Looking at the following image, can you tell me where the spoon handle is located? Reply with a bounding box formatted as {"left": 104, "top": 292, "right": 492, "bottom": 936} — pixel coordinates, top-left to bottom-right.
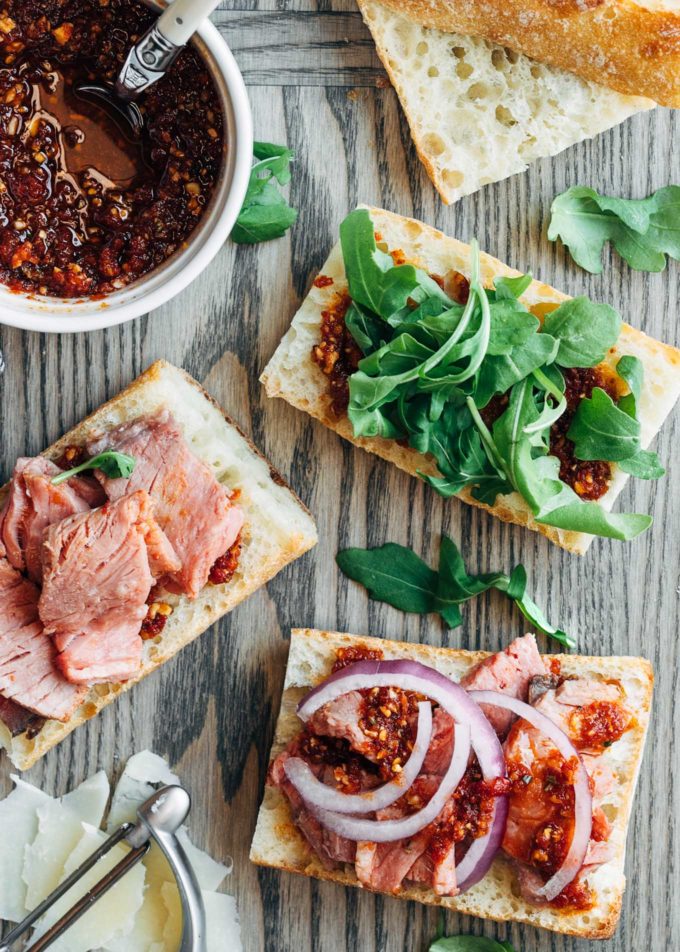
{"left": 157, "top": 0, "right": 224, "bottom": 46}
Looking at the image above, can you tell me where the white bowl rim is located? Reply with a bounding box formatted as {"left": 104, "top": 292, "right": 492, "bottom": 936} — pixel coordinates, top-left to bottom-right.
{"left": 0, "top": 16, "right": 253, "bottom": 335}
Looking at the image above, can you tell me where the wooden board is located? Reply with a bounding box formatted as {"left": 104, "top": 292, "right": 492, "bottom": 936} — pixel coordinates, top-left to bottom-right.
{"left": 1, "top": 5, "right": 679, "bottom": 950}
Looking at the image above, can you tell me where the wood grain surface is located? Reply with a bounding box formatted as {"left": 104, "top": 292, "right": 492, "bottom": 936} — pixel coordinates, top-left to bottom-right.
{"left": 1, "top": 5, "right": 679, "bottom": 951}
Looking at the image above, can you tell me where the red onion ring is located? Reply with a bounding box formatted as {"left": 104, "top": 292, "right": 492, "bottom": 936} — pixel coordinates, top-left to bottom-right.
{"left": 297, "top": 660, "right": 507, "bottom": 869}
{"left": 314, "top": 722, "right": 471, "bottom": 843}
{"left": 469, "top": 689, "right": 593, "bottom": 901}
{"left": 283, "top": 701, "right": 433, "bottom": 815}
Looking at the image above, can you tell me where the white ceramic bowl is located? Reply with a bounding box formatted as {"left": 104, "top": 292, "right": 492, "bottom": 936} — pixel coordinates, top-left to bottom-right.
{"left": 0, "top": 6, "right": 253, "bottom": 334}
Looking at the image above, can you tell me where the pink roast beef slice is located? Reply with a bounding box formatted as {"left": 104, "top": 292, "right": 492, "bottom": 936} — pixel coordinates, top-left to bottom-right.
{"left": 0, "top": 558, "right": 85, "bottom": 720}
{"left": 87, "top": 411, "right": 243, "bottom": 598}
{"left": 461, "top": 633, "right": 547, "bottom": 736}
{"left": 0, "top": 456, "right": 106, "bottom": 582}
{"left": 39, "top": 491, "right": 180, "bottom": 684}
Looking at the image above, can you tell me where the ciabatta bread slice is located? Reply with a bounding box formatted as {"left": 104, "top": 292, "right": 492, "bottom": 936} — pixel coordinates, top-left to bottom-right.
{"left": 260, "top": 205, "right": 680, "bottom": 555}
{"left": 250, "top": 628, "right": 654, "bottom": 939}
{"left": 372, "top": 0, "right": 680, "bottom": 107}
{"left": 0, "top": 361, "right": 318, "bottom": 770}
{"left": 358, "top": 0, "right": 653, "bottom": 204}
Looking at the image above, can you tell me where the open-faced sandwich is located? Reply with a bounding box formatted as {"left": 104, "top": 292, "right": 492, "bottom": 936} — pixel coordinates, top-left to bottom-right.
{"left": 0, "top": 361, "right": 318, "bottom": 770}
{"left": 251, "top": 628, "right": 653, "bottom": 939}
{"left": 261, "top": 206, "right": 680, "bottom": 554}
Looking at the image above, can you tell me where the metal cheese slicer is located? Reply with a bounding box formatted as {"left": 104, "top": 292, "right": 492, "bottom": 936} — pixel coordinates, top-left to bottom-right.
{"left": 0, "top": 785, "right": 206, "bottom": 952}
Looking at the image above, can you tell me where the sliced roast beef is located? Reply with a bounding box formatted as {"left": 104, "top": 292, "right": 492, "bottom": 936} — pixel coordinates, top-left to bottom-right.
{"left": 461, "top": 633, "right": 547, "bottom": 736}
{"left": 307, "top": 692, "right": 376, "bottom": 760}
{"left": 39, "top": 491, "right": 180, "bottom": 684}
{"left": 269, "top": 751, "right": 356, "bottom": 869}
{"left": 0, "top": 457, "right": 105, "bottom": 582}
{"left": 0, "top": 558, "right": 85, "bottom": 720}
{"left": 87, "top": 411, "right": 244, "bottom": 598}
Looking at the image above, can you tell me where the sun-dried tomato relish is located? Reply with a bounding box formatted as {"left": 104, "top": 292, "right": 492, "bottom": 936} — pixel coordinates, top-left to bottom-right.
{"left": 311, "top": 290, "right": 362, "bottom": 416}
{"left": 55, "top": 444, "right": 86, "bottom": 469}
{"left": 427, "top": 764, "right": 511, "bottom": 865}
{"left": 331, "top": 645, "right": 383, "bottom": 672}
{"left": 550, "top": 877, "right": 595, "bottom": 912}
{"left": 549, "top": 366, "right": 620, "bottom": 500}
{"left": 357, "top": 686, "right": 421, "bottom": 780}
{"left": 208, "top": 535, "right": 242, "bottom": 585}
{"left": 140, "top": 600, "right": 172, "bottom": 640}
{"left": 0, "top": 0, "right": 223, "bottom": 298}
{"left": 569, "top": 699, "right": 630, "bottom": 751}
{"left": 313, "top": 274, "right": 333, "bottom": 289}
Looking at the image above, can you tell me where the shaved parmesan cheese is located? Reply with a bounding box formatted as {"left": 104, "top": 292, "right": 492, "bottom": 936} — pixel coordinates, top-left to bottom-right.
{"left": 203, "top": 891, "right": 242, "bottom": 951}
{"left": 103, "top": 879, "right": 167, "bottom": 952}
{"left": 107, "top": 750, "right": 180, "bottom": 831}
{"left": 160, "top": 883, "right": 243, "bottom": 952}
{"left": 23, "top": 772, "right": 111, "bottom": 910}
{"left": 177, "top": 829, "right": 229, "bottom": 891}
{"left": 62, "top": 771, "right": 110, "bottom": 827}
{"left": 33, "top": 824, "right": 145, "bottom": 952}
{"left": 0, "top": 777, "right": 51, "bottom": 921}
{"left": 161, "top": 881, "right": 182, "bottom": 950}
{"left": 0, "top": 750, "right": 241, "bottom": 952}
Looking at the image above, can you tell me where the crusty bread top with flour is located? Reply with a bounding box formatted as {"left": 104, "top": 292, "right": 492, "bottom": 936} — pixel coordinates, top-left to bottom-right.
{"left": 261, "top": 206, "right": 680, "bottom": 555}
{"left": 250, "top": 628, "right": 654, "bottom": 939}
{"left": 374, "top": 0, "right": 680, "bottom": 108}
{"left": 0, "top": 361, "right": 318, "bottom": 771}
{"left": 357, "top": 0, "right": 653, "bottom": 204}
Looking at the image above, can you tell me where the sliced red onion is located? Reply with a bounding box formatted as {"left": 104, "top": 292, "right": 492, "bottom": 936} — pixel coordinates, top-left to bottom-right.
{"left": 297, "top": 660, "right": 507, "bottom": 874}
{"left": 468, "top": 689, "right": 593, "bottom": 901}
{"left": 284, "top": 701, "right": 433, "bottom": 815}
{"left": 314, "top": 722, "right": 471, "bottom": 843}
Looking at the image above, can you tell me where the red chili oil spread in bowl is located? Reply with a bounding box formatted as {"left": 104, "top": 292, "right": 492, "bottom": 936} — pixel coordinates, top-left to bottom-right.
{"left": 0, "top": 0, "right": 224, "bottom": 298}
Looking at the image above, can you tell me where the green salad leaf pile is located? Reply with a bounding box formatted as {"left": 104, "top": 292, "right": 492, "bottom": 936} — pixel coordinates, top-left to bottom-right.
{"left": 548, "top": 185, "right": 680, "bottom": 274}
{"left": 337, "top": 536, "right": 573, "bottom": 647}
{"left": 337, "top": 208, "right": 664, "bottom": 541}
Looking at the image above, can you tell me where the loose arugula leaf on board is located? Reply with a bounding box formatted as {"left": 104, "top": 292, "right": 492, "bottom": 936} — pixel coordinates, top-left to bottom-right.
{"left": 542, "top": 298, "right": 621, "bottom": 368}
{"left": 429, "top": 937, "right": 515, "bottom": 952}
{"left": 51, "top": 451, "right": 135, "bottom": 485}
{"left": 548, "top": 185, "right": 680, "bottom": 273}
{"left": 336, "top": 536, "right": 570, "bottom": 647}
{"left": 231, "top": 142, "right": 298, "bottom": 244}
{"left": 335, "top": 544, "right": 439, "bottom": 616}
{"left": 567, "top": 387, "right": 641, "bottom": 461}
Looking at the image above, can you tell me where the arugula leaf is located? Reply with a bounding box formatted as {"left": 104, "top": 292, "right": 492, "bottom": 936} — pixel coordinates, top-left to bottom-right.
{"left": 618, "top": 449, "right": 666, "bottom": 479}
{"left": 336, "top": 544, "right": 440, "bottom": 616}
{"left": 616, "top": 355, "right": 643, "bottom": 417}
{"left": 542, "top": 297, "right": 621, "bottom": 368}
{"left": 340, "top": 209, "right": 451, "bottom": 319}
{"left": 493, "top": 273, "right": 532, "bottom": 301}
{"left": 567, "top": 387, "right": 641, "bottom": 461}
{"left": 474, "top": 331, "right": 558, "bottom": 408}
{"left": 231, "top": 142, "right": 298, "bottom": 245}
{"left": 429, "top": 937, "right": 515, "bottom": 952}
{"left": 548, "top": 185, "right": 680, "bottom": 274}
{"left": 336, "top": 536, "right": 570, "bottom": 647}
{"left": 535, "top": 502, "right": 652, "bottom": 541}
{"left": 51, "top": 451, "right": 135, "bottom": 485}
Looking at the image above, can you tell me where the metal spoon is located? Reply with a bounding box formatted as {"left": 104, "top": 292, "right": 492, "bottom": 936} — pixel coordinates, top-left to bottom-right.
{"left": 75, "top": 0, "right": 224, "bottom": 139}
